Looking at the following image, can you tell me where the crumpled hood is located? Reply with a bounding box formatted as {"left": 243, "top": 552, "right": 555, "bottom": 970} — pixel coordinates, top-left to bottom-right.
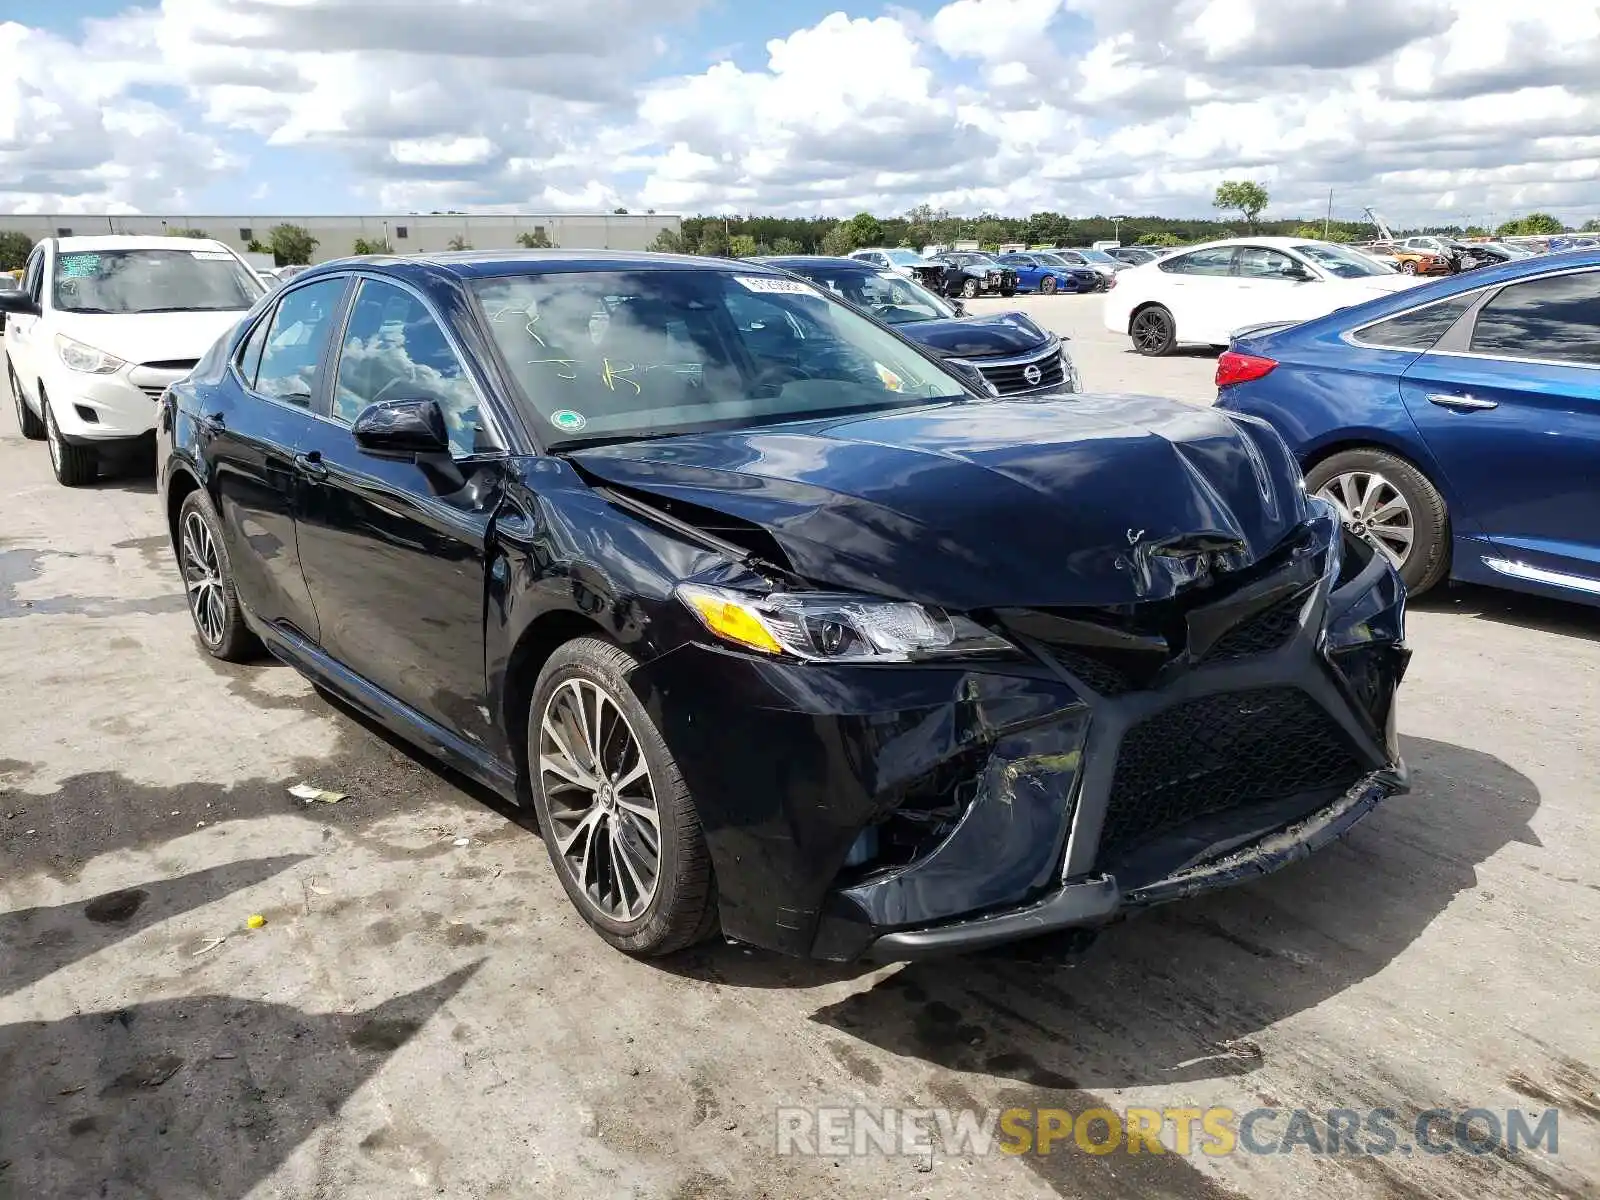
{"left": 569, "top": 394, "right": 1310, "bottom": 611}
{"left": 51, "top": 309, "right": 250, "bottom": 367}
{"left": 896, "top": 312, "right": 1052, "bottom": 358}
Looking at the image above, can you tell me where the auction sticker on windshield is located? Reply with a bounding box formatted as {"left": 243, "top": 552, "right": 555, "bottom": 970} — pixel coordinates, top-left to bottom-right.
{"left": 550, "top": 409, "right": 587, "bottom": 433}
{"left": 733, "top": 276, "right": 818, "bottom": 295}
{"left": 190, "top": 250, "right": 235, "bottom": 261}
{"left": 57, "top": 254, "right": 101, "bottom": 277}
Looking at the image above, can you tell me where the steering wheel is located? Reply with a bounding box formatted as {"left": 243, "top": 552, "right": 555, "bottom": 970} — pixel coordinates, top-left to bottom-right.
{"left": 751, "top": 362, "right": 815, "bottom": 390}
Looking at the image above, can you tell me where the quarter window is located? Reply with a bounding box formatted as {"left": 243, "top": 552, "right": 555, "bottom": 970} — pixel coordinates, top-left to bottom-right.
{"left": 236, "top": 313, "right": 272, "bottom": 387}
{"left": 252, "top": 278, "right": 347, "bottom": 406}
{"left": 1161, "top": 247, "right": 1236, "bottom": 276}
{"left": 332, "top": 279, "right": 499, "bottom": 456}
{"left": 1353, "top": 296, "right": 1474, "bottom": 351}
{"left": 1469, "top": 272, "right": 1600, "bottom": 366}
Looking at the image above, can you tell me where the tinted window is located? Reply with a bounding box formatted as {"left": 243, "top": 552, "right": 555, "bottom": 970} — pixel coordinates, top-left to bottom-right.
{"left": 1162, "top": 247, "right": 1236, "bottom": 276}
{"left": 1235, "top": 247, "right": 1301, "bottom": 278}
{"left": 332, "top": 279, "right": 499, "bottom": 456}
{"left": 236, "top": 312, "right": 271, "bottom": 386}
{"left": 1469, "top": 272, "right": 1600, "bottom": 366}
{"left": 1354, "top": 296, "right": 1474, "bottom": 351}
{"left": 472, "top": 270, "right": 968, "bottom": 446}
{"left": 253, "top": 278, "right": 346, "bottom": 406}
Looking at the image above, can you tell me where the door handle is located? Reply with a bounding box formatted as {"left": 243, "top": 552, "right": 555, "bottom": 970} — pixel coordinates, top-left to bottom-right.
{"left": 1425, "top": 393, "right": 1498, "bottom": 411}
{"left": 293, "top": 450, "right": 329, "bottom": 481}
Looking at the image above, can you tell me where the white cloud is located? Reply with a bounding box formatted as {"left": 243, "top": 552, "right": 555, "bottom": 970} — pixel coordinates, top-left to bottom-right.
{"left": 1, "top": 0, "right": 1598, "bottom": 225}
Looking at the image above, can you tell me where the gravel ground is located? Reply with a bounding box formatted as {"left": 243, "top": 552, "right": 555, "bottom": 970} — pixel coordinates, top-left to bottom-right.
{"left": 2, "top": 320, "right": 1598, "bottom": 1200}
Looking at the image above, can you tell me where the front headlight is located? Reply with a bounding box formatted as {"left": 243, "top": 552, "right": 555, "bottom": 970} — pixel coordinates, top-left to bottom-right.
{"left": 56, "top": 335, "right": 126, "bottom": 375}
{"left": 676, "top": 584, "right": 1018, "bottom": 663}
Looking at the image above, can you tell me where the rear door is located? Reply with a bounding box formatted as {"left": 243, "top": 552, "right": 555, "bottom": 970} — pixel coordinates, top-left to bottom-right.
{"left": 293, "top": 275, "right": 509, "bottom": 747}
{"left": 207, "top": 275, "right": 350, "bottom": 640}
{"left": 1399, "top": 266, "right": 1600, "bottom": 587}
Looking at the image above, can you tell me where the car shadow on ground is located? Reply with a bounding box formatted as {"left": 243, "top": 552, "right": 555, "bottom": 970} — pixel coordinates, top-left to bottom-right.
{"left": 1413, "top": 582, "right": 1598, "bottom": 644}
{"left": 0, "top": 963, "right": 481, "bottom": 1199}
{"left": 808, "top": 735, "right": 1537, "bottom": 1090}
{"left": 0, "top": 856, "right": 307, "bottom": 1000}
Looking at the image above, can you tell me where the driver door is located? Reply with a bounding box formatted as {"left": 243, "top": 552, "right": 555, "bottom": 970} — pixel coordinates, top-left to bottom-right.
{"left": 291, "top": 275, "right": 510, "bottom": 748}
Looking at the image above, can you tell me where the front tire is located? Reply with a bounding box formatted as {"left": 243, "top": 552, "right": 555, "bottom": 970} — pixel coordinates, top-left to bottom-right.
{"left": 1040, "top": 276, "right": 1058, "bottom": 295}
{"left": 961, "top": 278, "right": 980, "bottom": 299}
{"left": 528, "top": 638, "right": 717, "bottom": 958}
{"left": 1129, "top": 305, "right": 1177, "bottom": 356}
{"left": 42, "top": 392, "right": 98, "bottom": 486}
{"left": 176, "top": 489, "right": 260, "bottom": 660}
{"left": 8, "top": 361, "right": 44, "bottom": 440}
{"left": 1306, "top": 448, "right": 1450, "bottom": 595}
{"left": 1400, "top": 260, "right": 1418, "bottom": 275}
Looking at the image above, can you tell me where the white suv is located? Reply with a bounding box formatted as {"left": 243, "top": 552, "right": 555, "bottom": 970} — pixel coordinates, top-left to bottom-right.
{"left": 3, "top": 235, "right": 266, "bottom": 485}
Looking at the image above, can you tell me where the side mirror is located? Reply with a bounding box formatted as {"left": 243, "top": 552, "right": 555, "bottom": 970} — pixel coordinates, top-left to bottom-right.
{"left": 351, "top": 397, "right": 450, "bottom": 457}
{"left": 0, "top": 290, "right": 39, "bottom": 316}
{"left": 1284, "top": 266, "right": 1316, "bottom": 282}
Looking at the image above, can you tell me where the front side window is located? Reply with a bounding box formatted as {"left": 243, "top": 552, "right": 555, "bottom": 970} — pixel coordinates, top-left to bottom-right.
{"left": 1162, "top": 247, "right": 1237, "bottom": 276}
{"left": 1468, "top": 272, "right": 1600, "bottom": 366}
{"left": 23, "top": 248, "right": 44, "bottom": 303}
{"left": 51, "top": 248, "right": 264, "bottom": 315}
{"left": 1352, "top": 296, "right": 1475, "bottom": 351}
{"left": 1293, "top": 243, "right": 1394, "bottom": 278}
{"left": 331, "top": 279, "right": 500, "bottom": 456}
{"left": 252, "top": 278, "right": 347, "bottom": 406}
{"left": 883, "top": 250, "right": 925, "bottom": 267}
{"left": 472, "top": 269, "right": 971, "bottom": 447}
{"left": 1235, "top": 247, "right": 1302, "bottom": 279}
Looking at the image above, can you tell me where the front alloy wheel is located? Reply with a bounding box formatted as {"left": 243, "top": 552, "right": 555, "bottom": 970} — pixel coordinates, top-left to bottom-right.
{"left": 8, "top": 362, "right": 44, "bottom": 440}
{"left": 961, "top": 278, "right": 980, "bottom": 299}
{"left": 42, "top": 393, "right": 98, "bottom": 486}
{"left": 529, "top": 638, "right": 717, "bottom": 957}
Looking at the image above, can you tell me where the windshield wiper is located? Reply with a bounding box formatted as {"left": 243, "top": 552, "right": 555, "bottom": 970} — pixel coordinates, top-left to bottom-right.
{"left": 549, "top": 430, "right": 688, "bottom": 451}
{"left": 132, "top": 305, "right": 245, "bottom": 314}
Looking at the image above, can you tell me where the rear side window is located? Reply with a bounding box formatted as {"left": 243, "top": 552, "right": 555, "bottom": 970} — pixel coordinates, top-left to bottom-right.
{"left": 1469, "top": 272, "right": 1600, "bottom": 366}
{"left": 1353, "top": 296, "right": 1474, "bottom": 351}
{"left": 1162, "top": 247, "right": 1236, "bottom": 276}
{"left": 252, "top": 278, "right": 347, "bottom": 406}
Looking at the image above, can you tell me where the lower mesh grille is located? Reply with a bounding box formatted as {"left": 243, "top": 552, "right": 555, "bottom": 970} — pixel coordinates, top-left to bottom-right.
{"left": 1098, "top": 687, "right": 1364, "bottom": 865}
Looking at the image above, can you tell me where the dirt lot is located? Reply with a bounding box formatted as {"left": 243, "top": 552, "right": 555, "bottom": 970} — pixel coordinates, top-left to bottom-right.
{"left": 3, "top": 306, "right": 1599, "bottom": 1199}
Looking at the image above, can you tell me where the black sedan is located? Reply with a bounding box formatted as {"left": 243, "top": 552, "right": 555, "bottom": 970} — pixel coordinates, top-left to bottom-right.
{"left": 752, "top": 255, "right": 1079, "bottom": 396}
{"left": 158, "top": 249, "right": 1410, "bottom": 962}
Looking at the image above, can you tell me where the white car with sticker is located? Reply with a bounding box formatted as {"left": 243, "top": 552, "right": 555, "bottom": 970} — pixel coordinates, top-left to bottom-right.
{"left": 2, "top": 234, "right": 267, "bottom": 486}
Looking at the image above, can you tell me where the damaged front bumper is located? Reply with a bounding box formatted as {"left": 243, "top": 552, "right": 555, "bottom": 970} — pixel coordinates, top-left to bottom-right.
{"left": 631, "top": 507, "right": 1410, "bottom": 961}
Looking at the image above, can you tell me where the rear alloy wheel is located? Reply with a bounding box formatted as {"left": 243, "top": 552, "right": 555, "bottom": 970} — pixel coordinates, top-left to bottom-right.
{"left": 1130, "top": 305, "right": 1176, "bottom": 356}
{"left": 42, "top": 392, "right": 98, "bottom": 486}
{"left": 961, "top": 277, "right": 981, "bottom": 300}
{"left": 1306, "top": 448, "right": 1450, "bottom": 595}
{"left": 7, "top": 361, "right": 44, "bottom": 440}
{"left": 529, "top": 638, "right": 716, "bottom": 957}
{"left": 177, "top": 489, "right": 259, "bottom": 660}
{"left": 1040, "top": 275, "right": 1058, "bottom": 295}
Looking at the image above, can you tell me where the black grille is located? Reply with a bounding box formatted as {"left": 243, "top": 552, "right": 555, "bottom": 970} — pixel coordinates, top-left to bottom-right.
{"left": 1098, "top": 687, "right": 1364, "bottom": 865}
{"left": 139, "top": 359, "right": 199, "bottom": 371}
{"left": 978, "top": 350, "right": 1065, "bottom": 395}
{"left": 1047, "top": 648, "right": 1134, "bottom": 697}
{"left": 1200, "top": 591, "right": 1309, "bottom": 663}
{"left": 138, "top": 385, "right": 167, "bottom": 401}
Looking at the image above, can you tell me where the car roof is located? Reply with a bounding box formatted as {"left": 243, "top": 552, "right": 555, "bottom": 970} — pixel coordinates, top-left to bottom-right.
{"left": 750, "top": 255, "right": 872, "bottom": 271}
{"left": 53, "top": 234, "right": 232, "bottom": 253}
{"left": 1172, "top": 236, "right": 1340, "bottom": 252}
{"left": 286, "top": 248, "right": 796, "bottom": 290}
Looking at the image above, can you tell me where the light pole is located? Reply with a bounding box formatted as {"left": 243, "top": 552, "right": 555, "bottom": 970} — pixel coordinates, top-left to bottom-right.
{"left": 1111, "top": 215, "right": 1128, "bottom": 244}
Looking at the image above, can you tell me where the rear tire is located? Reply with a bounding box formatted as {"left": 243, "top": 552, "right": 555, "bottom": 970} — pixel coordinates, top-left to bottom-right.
{"left": 7, "top": 360, "right": 44, "bottom": 440}
{"left": 1040, "top": 276, "right": 1058, "bottom": 295}
{"left": 1129, "top": 305, "right": 1176, "bottom": 356}
{"left": 176, "top": 489, "right": 260, "bottom": 660}
{"left": 1306, "top": 448, "right": 1450, "bottom": 595}
{"left": 42, "top": 392, "right": 98, "bottom": 486}
{"left": 528, "top": 638, "right": 717, "bottom": 958}
{"left": 961, "top": 278, "right": 980, "bottom": 300}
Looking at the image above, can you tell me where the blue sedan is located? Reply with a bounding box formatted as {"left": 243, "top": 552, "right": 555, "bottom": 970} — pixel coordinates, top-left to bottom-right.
{"left": 1214, "top": 248, "right": 1600, "bottom": 605}
{"left": 994, "top": 253, "right": 1100, "bottom": 295}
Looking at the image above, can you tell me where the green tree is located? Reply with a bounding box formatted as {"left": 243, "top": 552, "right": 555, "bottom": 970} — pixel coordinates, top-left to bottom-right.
{"left": 1213, "top": 181, "right": 1270, "bottom": 231}
{"left": 973, "top": 219, "right": 1008, "bottom": 249}
{"left": 696, "top": 224, "right": 730, "bottom": 256}
{"left": 1137, "top": 231, "right": 1181, "bottom": 246}
{"left": 0, "top": 231, "right": 34, "bottom": 272}
{"left": 728, "top": 233, "right": 758, "bottom": 258}
{"left": 613, "top": 207, "right": 629, "bottom": 214}
{"left": 446, "top": 234, "right": 472, "bottom": 251}
{"left": 843, "top": 211, "right": 882, "bottom": 248}
{"left": 771, "top": 236, "right": 804, "bottom": 255}
{"left": 1581, "top": 218, "right": 1600, "bottom": 233}
{"left": 267, "top": 223, "right": 318, "bottom": 266}
{"left": 648, "top": 228, "right": 686, "bottom": 253}
{"left": 516, "top": 229, "right": 554, "bottom": 249}
{"left": 1497, "top": 212, "right": 1565, "bottom": 236}
{"left": 352, "top": 237, "right": 393, "bottom": 255}
{"left": 819, "top": 225, "right": 854, "bottom": 256}
{"left": 167, "top": 227, "right": 209, "bottom": 238}
{"left": 244, "top": 239, "right": 269, "bottom": 254}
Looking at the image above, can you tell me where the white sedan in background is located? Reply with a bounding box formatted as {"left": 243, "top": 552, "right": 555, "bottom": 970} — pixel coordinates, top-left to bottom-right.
{"left": 1103, "top": 237, "right": 1423, "bottom": 356}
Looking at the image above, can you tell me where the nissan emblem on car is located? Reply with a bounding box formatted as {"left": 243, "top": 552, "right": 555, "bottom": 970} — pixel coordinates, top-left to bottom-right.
{"left": 1023, "top": 363, "right": 1042, "bottom": 386}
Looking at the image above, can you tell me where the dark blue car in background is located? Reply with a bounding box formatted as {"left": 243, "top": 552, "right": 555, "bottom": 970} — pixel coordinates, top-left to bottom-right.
{"left": 994, "top": 252, "right": 1101, "bottom": 295}
{"left": 1215, "top": 248, "right": 1600, "bottom": 606}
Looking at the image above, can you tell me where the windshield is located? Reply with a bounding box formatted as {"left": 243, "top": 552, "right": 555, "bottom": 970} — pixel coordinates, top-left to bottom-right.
{"left": 958, "top": 254, "right": 1000, "bottom": 266}
{"left": 471, "top": 270, "right": 971, "bottom": 447}
{"left": 1292, "top": 243, "right": 1396, "bottom": 278}
{"left": 1077, "top": 249, "right": 1117, "bottom": 264}
{"left": 883, "top": 249, "right": 927, "bottom": 266}
{"left": 1032, "top": 253, "right": 1069, "bottom": 268}
{"left": 780, "top": 266, "right": 957, "bottom": 324}
{"left": 52, "top": 249, "right": 265, "bottom": 314}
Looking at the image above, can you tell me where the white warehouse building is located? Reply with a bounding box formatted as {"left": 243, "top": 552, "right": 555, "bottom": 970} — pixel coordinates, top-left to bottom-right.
{"left": 0, "top": 212, "right": 683, "bottom": 261}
